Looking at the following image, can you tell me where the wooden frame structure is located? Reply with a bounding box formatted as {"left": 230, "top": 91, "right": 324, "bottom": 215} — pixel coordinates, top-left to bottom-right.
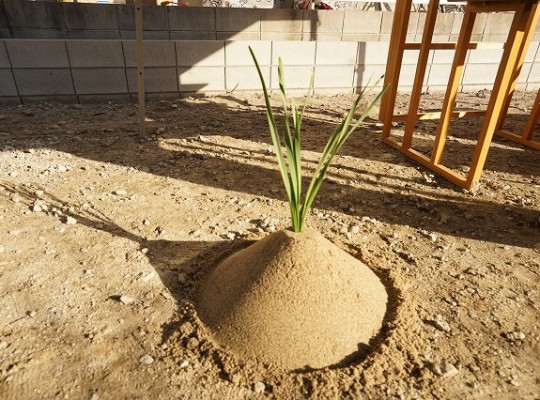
{"left": 379, "top": 0, "right": 540, "bottom": 189}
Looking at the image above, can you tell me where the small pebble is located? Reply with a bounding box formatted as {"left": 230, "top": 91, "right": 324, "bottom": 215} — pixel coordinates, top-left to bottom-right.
{"left": 140, "top": 271, "right": 156, "bottom": 282}
{"left": 433, "top": 361, "right": 459, "bottom": 378}
{"left": 65, "top": 216, "right": 77, "bottom": 225}
{"left": 113, "top": 189, "right": 128, "bottom": 196}
{"left": 119, "top": 295, "right": 135, "bottom": 305}
{"left": 253, "top": 381, "right": 266, "bottom": 394}
{"left": 139, "top": 354, "right": 154, "bottom": 365}
{"left": 27, "top": 310, "right": 37, "bottom": 318}
{"left": 179, "top": 359, "right": 189, "bottom": 369}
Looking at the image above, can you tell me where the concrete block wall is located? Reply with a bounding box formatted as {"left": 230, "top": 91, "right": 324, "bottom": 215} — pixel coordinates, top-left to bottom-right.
{"left": 1, "top": 38, "right": 539, "bottom": 104}
{"left": 2, "top": 1, "right": 540, "bottom": 43}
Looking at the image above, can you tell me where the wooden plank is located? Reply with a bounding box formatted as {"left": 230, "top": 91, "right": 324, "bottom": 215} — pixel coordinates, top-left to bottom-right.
{"left": 403, "top": 0, "right": 440, "bottom": 149}
{"left": 466, "top": 1, "right": 530, "bottom": 186}
{"left": 383, "top": 137, "right": 470, "bottom": 188}
{"left": 135, "top": 0, "right": 145, "bottom": 137}
{"left": 379, "top": 0, "right": 412, "bottom": 136}
{"left": 403, "top": 42, "right": 504, "bottom": 50}
{"left": 497, "top": 3, "right": 540, "bottom": 130}
{"left": 431, "top": 5, "right": 476, "bottom": 164}
{"left": 391, "top": 109, "right": 485, "bottom": 121}
{"left": 497, "top": 129, "right": 540, "bottom": 149}
{"left": 523, "top": 88, "right": 540, "bottom": 141}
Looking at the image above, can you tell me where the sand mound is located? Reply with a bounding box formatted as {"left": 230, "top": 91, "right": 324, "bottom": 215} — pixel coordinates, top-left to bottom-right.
{"left": 197, "top": 228, "right": 388, "bottom": 370}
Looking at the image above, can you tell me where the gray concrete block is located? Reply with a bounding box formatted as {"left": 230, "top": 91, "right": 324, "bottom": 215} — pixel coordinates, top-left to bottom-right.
{"left": 225, "top": 41, "right": 270, "bottom": 66}
{"left": 123, "top": 40, "right": 176, "bottom": 67}
{"left": 396, "top": 64, "right": 425, "bottom": 90}
{"left": 434, "top": 13, "right": 454, "bottom": 36}
{"left": 314, "top": 65, "right": 355, "bottom": 88}
{"left": 141, "top": 31, "right": 170, "bottom": 40}
{"left": 472, "top": 13, "right": 488, "bottom": 38}
{"left": 3, "top": 0, "right": 66, "bottom": 29}
{"left": 120, "top": 30, "right": 170, "bottom": 40}
{"left": 270, "top": 65, "right": 313, "bottom": 90}
{"left": 467, "top": 47, "right": 503, "bottom": 64}
{"left": 260, "top": 32, "right": 303, "bottom": 41}
{"left": 342, "top": 34, "right": 380, "bottom": 42}
{"left": 517, "top": 62, "right": 532, "bottom": 84}
{"left": 272, "top": 41, "right": 315, "bottom": 66}
{"left": 483, "top": 12, "right": 513, "bottom": 36}
{"left": 68, "top": 30, "right": 121, "bottom": 40}
{"left": 0, "top": 69, "right": 17, "bottom": 96}
{"left": 526, "top": 62, "right": 539, "bottom": 83}
{"left": 216, "top": 8, "right": 259, "bottom": 32}
{"left": 305, "top": 10, "right": 344, "bottom": 34}
{"left": 450, "top": 13, "right": 463, "bottom": 35}
{"left": 64, "top": 3, "right": 119, "bottom": 31}
{"left": 380, "top": 11, "right": 393, "bottom": 35}
{"left": 126, "top": 67, "right": 177, "bottom": 93}
{"left": 225, "top": 66, "right": 270, "bottom": 91}
{"left": 72, "top": 68, "right": 127, "bottom": 94}
{"left": 407, "top": 13, "right": 419, "bottom": 35}
{"left": 462, "top": 63, "right": 498, "bottom": 85}
{"left": 481, "top": 34, "right": 508, "bottom": 43}
{"left": 306, "top": 33, "right": 342, "bottom": 41}
{"left": 169, "top": 31, "right": 216, "bottom": 40}
{"left": 344, "top": 12, "right": 381, "bottom": 34}
{"left": 432, "top": 34, "right": 450, "bottom": 43}
{"left": 426, "top": 63, "right": 452, "bottom": 87}
{"left": 431, "top": 48, "right": 456, "bottom": 64}
{"left": 535, "top": 43, "right": 540, "bottom": 62}
{"left": 22, "top": 95, "right": 78, "bottom": 104}
{"left": 169, "top": 7, "right": 215, "bottom": 32}
{"left": 316, "top": 41, "right": 357, "bottom": 65}
{"left": 260, "top": 10, "right": 305, "bottom": 34}
{"left": 525, "top": 42, "right": 538, "bottom": 63}
{"left": 176, "top": 41, "right": 225, "bottom": 67}
{"left": 357, "top": 42, "right": 389, "bottom": 66}
{"left": 68, "top": 40, "right": 125, "bottom": 68}
{"left": 354, "top": 64, "right": 389, "bottom": 88}
{"left": 13, "top": 69, "right": 74, "bottom": 96}
{"left": 0, "top": 41, "right": 10, "bottom": 68}
{"left": 7, "top": 40, "right": 69, "bottom": 68}
{"left": 178, "top": 66, "right": 225, "bottom": 92}
{"left": 117, "top": 4, "right": 169, "bottom": 31}
{"left": 10, "top": 29, "right": 69, "bottom": 39}
{"left": 217, "top": 32, "right": 260, "bottom": 41}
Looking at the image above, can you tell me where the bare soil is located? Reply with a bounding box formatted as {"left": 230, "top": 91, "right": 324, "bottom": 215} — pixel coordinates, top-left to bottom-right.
{"left": 0, "top": 91, "right": 539, "bottom": 400}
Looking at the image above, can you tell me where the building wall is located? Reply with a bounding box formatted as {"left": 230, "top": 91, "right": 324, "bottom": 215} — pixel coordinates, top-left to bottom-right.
{"left": 0, "top": 0, "right": 539, "bottom": 104}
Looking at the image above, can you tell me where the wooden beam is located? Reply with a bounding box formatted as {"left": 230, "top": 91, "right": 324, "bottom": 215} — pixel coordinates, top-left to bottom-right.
{"left": 135, "top": 0, "right": 145, "bottom": 136}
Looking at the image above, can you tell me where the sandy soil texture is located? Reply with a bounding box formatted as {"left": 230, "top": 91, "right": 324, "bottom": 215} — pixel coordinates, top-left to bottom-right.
{"left": 0, "top": 91, "right": 539, "bottom": 399}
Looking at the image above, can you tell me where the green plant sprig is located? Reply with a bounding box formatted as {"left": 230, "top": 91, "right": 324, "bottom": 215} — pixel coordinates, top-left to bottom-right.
{"left": 250, "top": 46, "right": 385, "bottom": 233}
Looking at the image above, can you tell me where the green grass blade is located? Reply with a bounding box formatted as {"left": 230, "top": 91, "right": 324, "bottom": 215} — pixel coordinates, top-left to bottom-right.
{"left": 249, "top": 47, "right": 293, "bottom": 208}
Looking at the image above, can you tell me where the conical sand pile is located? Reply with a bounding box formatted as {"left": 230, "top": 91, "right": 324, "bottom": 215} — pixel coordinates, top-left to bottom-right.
{"left": 197, "top": 228, "right": 388, "bottom": 370}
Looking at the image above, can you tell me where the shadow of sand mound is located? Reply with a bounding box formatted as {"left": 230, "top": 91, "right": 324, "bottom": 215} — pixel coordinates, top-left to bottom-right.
{"left": 197, "top": 228, "right": 388, "bottom": 371}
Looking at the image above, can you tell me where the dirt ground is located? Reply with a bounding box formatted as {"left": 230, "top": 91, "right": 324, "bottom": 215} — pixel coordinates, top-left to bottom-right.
{"left": 0, "top": 90, "right": 539, "bottom": 400}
